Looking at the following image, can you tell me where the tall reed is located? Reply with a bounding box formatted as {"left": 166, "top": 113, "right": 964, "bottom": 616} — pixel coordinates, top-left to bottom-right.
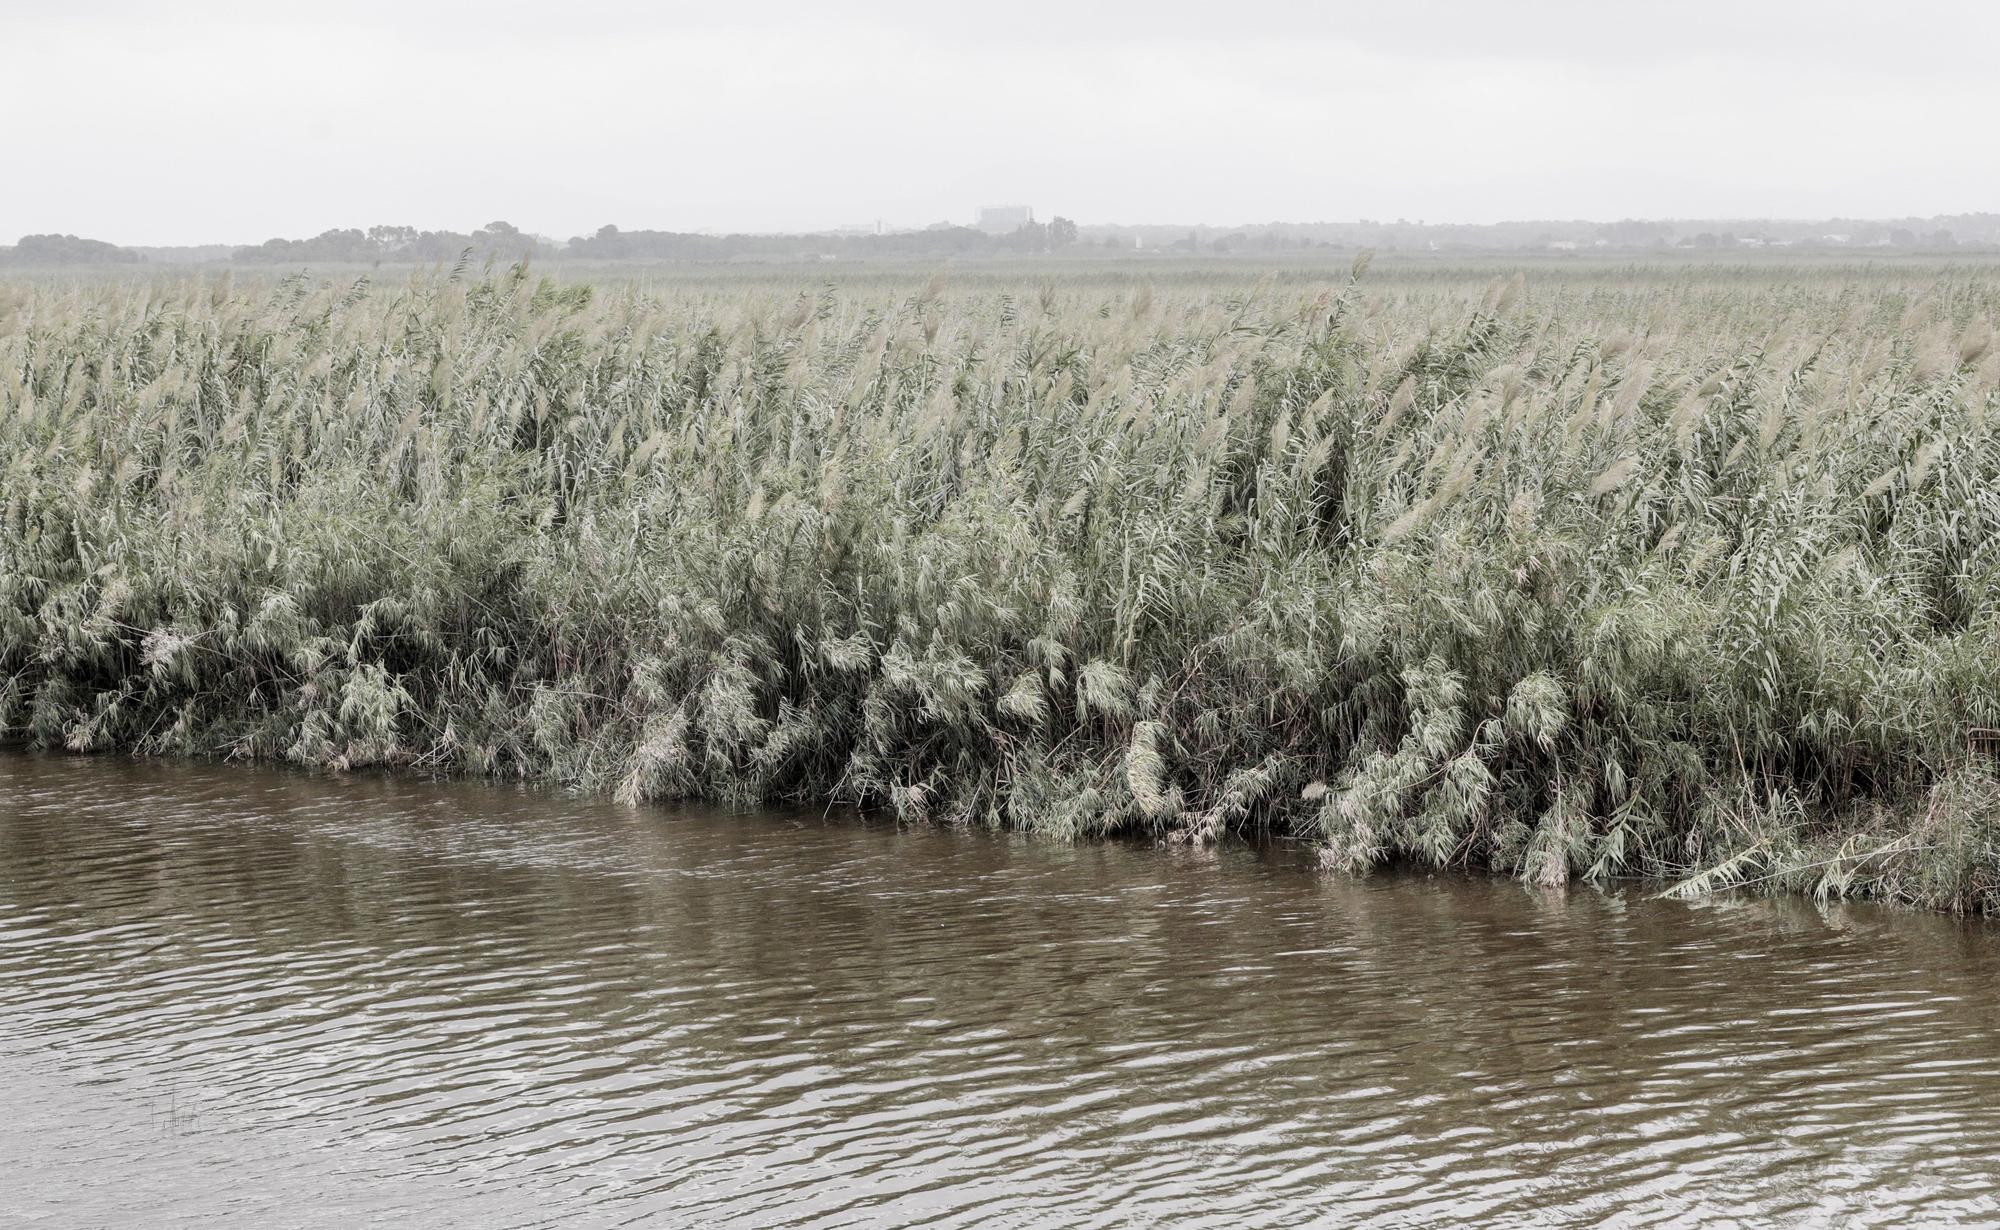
{"left": 4, "top": 260, "right": 1998, "bottom": 910}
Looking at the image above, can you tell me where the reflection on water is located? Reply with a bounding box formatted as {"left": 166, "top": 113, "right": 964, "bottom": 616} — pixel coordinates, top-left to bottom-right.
{"left": 3, "top": 752, "right": 1999, "bottom": 1227}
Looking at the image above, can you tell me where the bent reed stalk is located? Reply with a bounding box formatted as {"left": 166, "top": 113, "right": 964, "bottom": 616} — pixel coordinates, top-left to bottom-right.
{"left": 3, "top": 261, "right": 1999, "bottom": 911}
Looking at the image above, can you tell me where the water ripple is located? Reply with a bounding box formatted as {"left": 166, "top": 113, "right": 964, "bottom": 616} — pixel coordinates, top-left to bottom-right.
{"left": 5, "top": 752, "right": 2000, "bottom": 1227}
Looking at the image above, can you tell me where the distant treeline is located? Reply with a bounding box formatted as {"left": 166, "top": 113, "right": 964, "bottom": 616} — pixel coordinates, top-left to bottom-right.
{"left": 0, "top": 234, "right": 144, "bottom": 266}
{"left": 7, "top": 211, "right": 2000, "bottom": 266}
{"left": 231, "top": 222, "right": 547, "bottom": 265}
{"left": 0, "top": 218, "right": 1087, "bottom": 267}
{"left": 227, "top": 219, "right": 1085, "bottom": 264}
{"left": 1124, "top": 215, "right": 1999, "bottom": 254}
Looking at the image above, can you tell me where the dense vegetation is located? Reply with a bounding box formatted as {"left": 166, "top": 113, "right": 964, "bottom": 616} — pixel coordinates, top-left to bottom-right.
{"left": 4, "top": 261, "right": 1999, "bottom": 910}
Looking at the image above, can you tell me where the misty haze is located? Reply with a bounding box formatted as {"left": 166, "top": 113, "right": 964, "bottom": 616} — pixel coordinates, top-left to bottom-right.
{"left": 6, "top": 3, "right": 2000, "bottom": 1228}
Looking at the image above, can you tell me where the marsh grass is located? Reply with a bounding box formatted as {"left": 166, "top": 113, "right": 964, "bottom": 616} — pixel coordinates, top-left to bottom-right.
{"left": 4, "top": 259, "right": 1999, "bottom": 911}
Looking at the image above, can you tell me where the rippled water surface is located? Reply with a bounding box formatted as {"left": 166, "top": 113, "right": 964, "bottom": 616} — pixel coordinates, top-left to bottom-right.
{"left": 6, "top": 754, "right": 2000, "bottom": 1227}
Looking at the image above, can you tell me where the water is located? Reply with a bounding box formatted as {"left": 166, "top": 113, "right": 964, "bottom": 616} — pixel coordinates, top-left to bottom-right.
{"left": 4, "top": 754, "right": 1999, "bottom": 1228}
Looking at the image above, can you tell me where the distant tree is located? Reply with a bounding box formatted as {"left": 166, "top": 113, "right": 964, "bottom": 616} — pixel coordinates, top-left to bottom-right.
{"left": 1595, "top": 219, "right": 1674, "bottom": 247}
{"left": 1889, "top": 228, "right": 1917, "bottom": 246}
{"left": 1047, "top": 216, "right": 1078, "bottom": 248}
{"left": 233, "top": 228, "right": 361, "bottom": 262}
{"left": 569, "top": 224, "right": 629, "bottom": 258}
{"left": 468, "top": 220, "right": 537, "bottom": 261}
{"left": 234, "top": 223, "right": 548, "bottom": 265}
{"left": 1001, "top": 221, "right": 1049, "bottom": 252}
{"left": 5, "top": 233, "right": 141, "bottom": 265}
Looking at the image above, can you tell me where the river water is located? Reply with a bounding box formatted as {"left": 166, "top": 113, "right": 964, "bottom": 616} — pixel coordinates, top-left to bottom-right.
{"left": 4, "top": 753, "right": 1999, "bottom": 1227}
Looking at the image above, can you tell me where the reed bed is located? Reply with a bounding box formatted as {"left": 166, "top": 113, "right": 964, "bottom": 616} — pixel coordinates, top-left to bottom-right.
{"left": 4, "top": 260, "right": 1999, "bottom": 910}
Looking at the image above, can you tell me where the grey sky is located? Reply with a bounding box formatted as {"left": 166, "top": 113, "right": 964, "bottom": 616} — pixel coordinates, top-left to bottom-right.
{"left": 4, "top": 0, "right": 1996, "bottom": 245}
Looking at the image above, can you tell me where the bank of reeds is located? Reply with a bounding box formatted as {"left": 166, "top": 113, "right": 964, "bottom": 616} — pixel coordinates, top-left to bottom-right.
{"left": 4, "top": 262, "right": 1999, "bottom": 910}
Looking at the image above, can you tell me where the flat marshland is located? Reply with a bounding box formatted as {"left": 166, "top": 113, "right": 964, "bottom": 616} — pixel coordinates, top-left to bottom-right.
{"left": 4, "top": 258, "right": 1999, "bottom": 910}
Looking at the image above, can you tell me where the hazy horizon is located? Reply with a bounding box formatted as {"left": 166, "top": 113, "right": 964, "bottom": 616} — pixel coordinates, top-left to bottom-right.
{"left": 20, "top": 208, "right": 2000, "bottom": 251}
{"left": 6, "top": 0, "right": 1998, "bottom": 246}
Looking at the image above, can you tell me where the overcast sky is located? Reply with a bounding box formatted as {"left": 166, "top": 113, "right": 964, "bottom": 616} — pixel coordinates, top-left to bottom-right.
{"left": 4, "top": 0, "right": 1996, "bottom": 245}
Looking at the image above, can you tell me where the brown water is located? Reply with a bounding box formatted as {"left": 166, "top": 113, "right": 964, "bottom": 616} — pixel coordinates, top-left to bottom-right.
{"left": 4, "top": 754, "right": 1999, "bottom": 1228}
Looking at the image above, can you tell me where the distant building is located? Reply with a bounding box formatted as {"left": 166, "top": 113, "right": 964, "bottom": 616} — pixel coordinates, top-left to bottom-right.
{"left": 975, "top": 205, "right": 1034, "bottom": 234}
